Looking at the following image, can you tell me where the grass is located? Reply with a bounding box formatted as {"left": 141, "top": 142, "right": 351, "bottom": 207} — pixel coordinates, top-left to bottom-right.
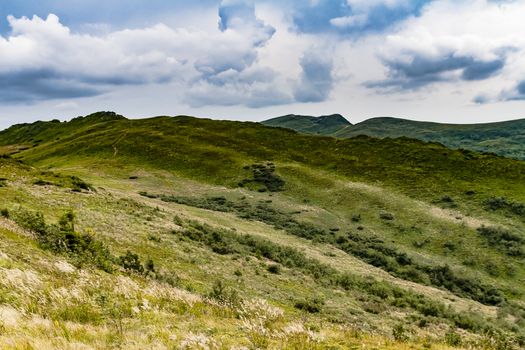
{"left": 1, "top": 113, "right": 525, "bottom": 348}
{"left": 262, "top": 115, "right": 525, "bottom": 160}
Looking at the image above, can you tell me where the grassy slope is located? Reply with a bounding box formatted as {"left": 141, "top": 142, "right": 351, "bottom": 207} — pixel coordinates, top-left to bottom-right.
{"left": 1, "top": 113, "right": 525, "bottom": 348}
{"left": 336, "top": 117, "right": 525, "bottom": 160}
{"left": 261, "top": 115, "right": 525, "bottom": 160}
{"left": 0, "top": 157, "right": 469, "bottom": 349}
{"left": 262, "top": 114, "right": 351, "bottom": 136}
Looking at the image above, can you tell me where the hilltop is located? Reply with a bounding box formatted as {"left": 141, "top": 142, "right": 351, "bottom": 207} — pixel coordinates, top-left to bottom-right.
{"left": 262, "top": 115, "right": 525, "bottom": 160}
{"left": 0, "top": 112, "right": 524, "bottom": 349}
{"left": 262, "top": 114, "right": 351, "bottom": 135}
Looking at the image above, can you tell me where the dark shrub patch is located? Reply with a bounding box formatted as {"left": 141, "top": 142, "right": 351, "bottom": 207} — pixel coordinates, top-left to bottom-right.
{"left": 477, "top": 226, "right": 524, "bottom": 257}
{"left": 238, "top": 163, "right": 285, "bottom": 192}
{"left": 118, "top": 251, "right": 144, "bottom": 274}
{"left": 12, "top": 209, "right": 113, "bottom": 272}
{"left": 70, "top": 176, "right": 94, "bottom": 192}
{"left": 485, "top": 197, "right": 525, "bottom": 217}
{"left": 33, "top": 179, "right": 53, "bottom": 186}
{"left": 267, "top": 264, "right": 281, "bottom": 274}
{"left": 379, "top": 212, "right": 394, "bottom": 221}
{"left": 294, "top": 297, "right": 324, "bottom": 313}
{"left": 208, "top": 280, "right": 238, "bottom": 305}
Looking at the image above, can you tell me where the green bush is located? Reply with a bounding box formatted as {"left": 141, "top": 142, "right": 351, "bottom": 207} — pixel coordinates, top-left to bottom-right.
{"left": 208, "top": 280, "right": 239, "bottom": 305}
{"left": 477, "top": 226, "right": 524, "bottom": 257}
{"left": 70, "top": 176, "right": 94, "bottom": 192}
{"left": 12, "top": 209, "right": 113, "bottom": 272}
{"left": 379, "top": 212, "right": 395, "bottom": 221}
{"left": 267, "top": 264, "right": 281, "bottom": 274}
{"left": 238, "top": 163, "right": 285, "bottom": 192}
{"left": 33, "top": 179, "right": 52, "bottom": 186}
{"left": 485, "top": 197, "right": 525, "bottom": 217}
{"left": 118, "top": 251, "right": 144, "bottom": 274}
{"left": 393, "top": 324, "right": 409, "bottom": 341}
{"left": 445, "top": 331, "right": 462, "bottom": 346}
{"left": 294, "top": 297, "right": 324, "bottom": 313}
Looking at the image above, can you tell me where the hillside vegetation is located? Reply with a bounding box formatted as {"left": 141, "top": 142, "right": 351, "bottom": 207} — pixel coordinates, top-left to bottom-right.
{"left": 262, "top": 115, "right": 525, "bottom": 160}
{"left": 0, "top": 112, "right": 525, "bottom": 349}
{"left": 262, "top": 114, "right": 351, "bottom": 136}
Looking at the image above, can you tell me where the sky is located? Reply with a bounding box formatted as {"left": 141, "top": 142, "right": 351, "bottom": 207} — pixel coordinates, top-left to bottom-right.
{"left": 1, "top": 0, "right": 525, "bottom": 128}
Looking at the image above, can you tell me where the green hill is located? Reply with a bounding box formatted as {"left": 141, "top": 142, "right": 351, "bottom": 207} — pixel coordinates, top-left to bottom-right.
{"left": 262, "top": 115, "right": 525, "bottom": 160}
{"left": 0, "top": 112, "right": 524, "bottom": 349}
{"left": 262, "top": 114, "right": 351, "bottom": 135}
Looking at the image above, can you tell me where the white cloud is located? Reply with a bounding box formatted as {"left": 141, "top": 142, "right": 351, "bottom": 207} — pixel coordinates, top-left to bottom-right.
{"left": 330, "top": 14, "right": 368, "bottom": 28}
{"left": 369, "top": 0, "right": 525, "bottom": 97}
{"left": 0, "top": 6, "right": 284, "bottom": 106}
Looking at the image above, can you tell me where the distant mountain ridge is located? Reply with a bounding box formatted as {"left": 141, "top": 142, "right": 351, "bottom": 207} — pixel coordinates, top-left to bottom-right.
{"left": 261, "top": 113, "right": 351, "bottom": 136}
{"left": 262, "top": 115, "right": 525, "bottom": 160}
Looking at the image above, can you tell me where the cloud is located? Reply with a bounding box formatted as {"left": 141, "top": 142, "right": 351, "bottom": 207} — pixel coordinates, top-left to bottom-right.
{"left": 500, "top": 80, "right": 525, "bottom": 101}
{"left": 0, "top": 5, "right": 284, "bottom": 107}
{"left": 365, "top": 1, "right": 525, "bottom": 92}
{"left": 291, "top": 0, "right": 432, "bottom": 36}
{"left": 0, "top": 14, "right": 187, "bottom": 102}
{"left": 293, "top": 50, "right": 334, "bottom": 103}
{"left": 367, "top": 54, "right": 506, "bottom": 90}
{"left": 185, "top": 66, "right": 292, "bottom": 108}
{"left": 0, "top": 69, "right": 101, "bottom": 102}
{"left": 461, "top": 59, "right": 505, "bottom": 81}
{"left": 218, "top": 0, "right": 276, "bottom": 47}
{"left": 183, "top": 0, "right": 291, "bottom": 108}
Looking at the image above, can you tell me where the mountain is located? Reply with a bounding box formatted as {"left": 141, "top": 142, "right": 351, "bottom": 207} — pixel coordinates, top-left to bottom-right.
{"left": 0, "top": 111, "right": 524, "bottom": 349}
{"left": 262, "top": 115, "right": 525, "bottom": 160}
{"left": 261, "top": 113, "right": 351, "bottom": 135}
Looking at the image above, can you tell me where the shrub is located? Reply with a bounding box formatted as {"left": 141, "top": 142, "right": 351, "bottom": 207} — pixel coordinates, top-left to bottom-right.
{"left": 118, "top": 251, "right": 144, "bottom": 274}
{"left": 379, "top": 212, "right": 394, "bottom": 221}
{"left": 445, "top": 331, "right": 462, "bottom": 346}
{"left": 238, "top": 163, "right": 285, "bottom": 192}
{"left": 145, "top": 258, "right": 155, "bottom": 273}
{"left": 484, "top": 197, "right": 525, "bottom": 217}
{"left": 12, "top": 209, "right": 113, "bottom": 272}
{"left": 294, "top": 297, "right": 324, "bottom": 313}
{"left": 441, "top": 195, "right": 454, "bottom": 203}
{"left": 70, "top": 176, "right": 94, "bottom": 192}
{"left": 477, "top": 226, "right": 524, "bottom": 257}
{"left": 139, "top": 191, "right": 159, "bottom": 199}
{"left": 33, "top": 179, "right": 53, "bottom": 186}
{"left": 208, "top": 280, "right": 238, "bottom": 305}
{"left": 393, "top": 324, "right": 409, "bottom": 341}
{"left": 0, "top": 208, "right": 9, "bottom": 218}
{"left": 147, "top": 234, "right": 161, "bottom": 242}
{"left": 267, "top": 264, "right": 281, "bottom": 274}
{"left": 439, "top": 195, "right": 458, "bottom": 208}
